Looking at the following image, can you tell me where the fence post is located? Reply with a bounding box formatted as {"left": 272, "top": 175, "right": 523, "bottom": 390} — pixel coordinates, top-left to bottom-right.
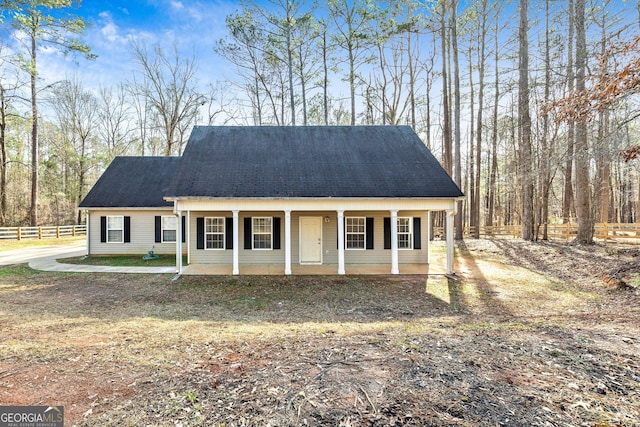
{"left": 72, "top": 225, "right": 76, "bottom": 236}
{"left": 56, "top": 226, "right": 60, "bottom": 238}
{"left": 603, "top": 223, "right": 608, "bottom": 243}
{"left": 17, "top": 227, "right": 21, "bottom": 240}
{"left": 38, "top": 226, "right": 42, "bottom": 239}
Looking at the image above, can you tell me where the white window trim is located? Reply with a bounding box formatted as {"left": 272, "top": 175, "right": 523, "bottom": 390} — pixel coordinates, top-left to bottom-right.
{"left": 345, "top": 216, "right": 366, "bottom": 250}
{"left": 161, "top": 215, "right": 177, "bottom": 243}
{"left": 205, "top": 217, "right": 226, "bottom": 250}
{"left": 252, "top": 217, "right": 273, "bottom": 250}
{"left": 106, "top": 215, "right": 124, "bottom": 243}
{"left": 397, "top": 217, "right": 413, "bottom": 250}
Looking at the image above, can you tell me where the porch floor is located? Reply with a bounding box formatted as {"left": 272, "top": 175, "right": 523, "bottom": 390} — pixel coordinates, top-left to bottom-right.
{"left": 181, "top": 263, "right": 446, "bottom": 275}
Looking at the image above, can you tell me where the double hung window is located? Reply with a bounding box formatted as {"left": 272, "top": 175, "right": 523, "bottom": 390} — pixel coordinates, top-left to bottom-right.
{"left": 345, "top": 217, "right": 366, "bottom": 249}
{"left": 205, "top": 217, "right": 225, "bottom": 249}
{"left": 162, "top": 216, "right": 177, "bottom": 242}
{"left": 107, "top": 216, "right": 124, "bottom": 243}
{"left": 397, "top": 217, "right": 412, "bottom": 249}
{"left": 252, "top": 217, "right": 272, "bottom": 249}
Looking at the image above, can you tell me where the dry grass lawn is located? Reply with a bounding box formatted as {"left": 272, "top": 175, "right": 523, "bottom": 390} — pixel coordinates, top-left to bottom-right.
{"left": 0, "top": 239, "right": 638, "bottom": 426}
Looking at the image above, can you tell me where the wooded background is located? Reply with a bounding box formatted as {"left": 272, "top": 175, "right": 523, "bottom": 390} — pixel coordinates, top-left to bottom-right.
{"left": 1, "top": 0, "right": 639, "bottom": 244}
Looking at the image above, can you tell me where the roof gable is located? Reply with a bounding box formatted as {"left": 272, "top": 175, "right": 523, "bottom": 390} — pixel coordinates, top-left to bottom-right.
{"left": 80, "top": 156, "right": 180, "bottom": 208}
{"left": 166, "top": 126, "right": 463, "bottom": 199}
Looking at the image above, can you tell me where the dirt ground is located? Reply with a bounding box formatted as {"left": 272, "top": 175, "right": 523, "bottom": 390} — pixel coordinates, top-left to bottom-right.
{"left": 0, "top": 239, "right": 638, "bottom": 426}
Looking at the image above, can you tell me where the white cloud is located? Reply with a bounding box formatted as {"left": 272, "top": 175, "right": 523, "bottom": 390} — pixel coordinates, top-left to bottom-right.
{"left": 171, "top": 1, "right": 185, "bottom": 10}
{"left": 97, "top": 11, "right": 129, "bottom": 45}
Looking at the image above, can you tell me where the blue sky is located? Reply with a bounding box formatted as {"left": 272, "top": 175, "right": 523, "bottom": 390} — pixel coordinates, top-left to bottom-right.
{"left": 38, "top": 0, "right": 241, "bottom": 89}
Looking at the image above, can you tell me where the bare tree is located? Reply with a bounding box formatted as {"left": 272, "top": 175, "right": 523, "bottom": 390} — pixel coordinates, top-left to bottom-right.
{"left": 49, "top": 77, "right": 97, "bottom": 224}
{"left": 97, "top": 84, "right": 134, "bottom": 161}
{"left": 129, "top": 41, "right": 203, "bottom": 156}
{"left": 328, "top": 0, "right": 375, "bottom": 125}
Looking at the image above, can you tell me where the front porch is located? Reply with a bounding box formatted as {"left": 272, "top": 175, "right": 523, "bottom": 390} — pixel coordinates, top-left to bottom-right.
{"left": 182, "top": 262, "right": 448, "bottom": 276}
{"left": 173, "top": 199, "right": 459, "bottom": 276}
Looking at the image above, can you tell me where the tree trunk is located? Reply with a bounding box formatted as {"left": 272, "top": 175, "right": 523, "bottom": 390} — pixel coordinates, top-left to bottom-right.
{"left": 286, "top": 0, "right": 296, "bottom": 126}
{"left": 452, "top": 0, "right": 463, "bottom": 240}
{"left": 574, "top": 0, "right": 593, "bottom": 243}
{"left": 29, "top": 29, "right": 38, "bottom": 227}
{"left": 322, "top": 26, "right": 329, "bottom": 125}
{"left": 563, "top": 0, "right": 575, "bottom": 224}
{"left": 486, "top": 8, "right": 500, "bottom": 228}
{"left": 596, "top": 10, "right": 610, "bottom": 224}
{"left": 538, "top": 0, "right": 552, "bottom": 240}
{"left": 0, "top": 85, "right": 7, "bottom": 225}
{"left": 297, "top": 43, "right": 308, "bottom": 125}
{"left": 407, "top": 29, "right": 416, "bottom": 129}
{"left": 348, "top": 40, "right": 356, "bottom": 125}
{"left": 519, "top": 0, "right": 534, "bottom": 241}
{"left": 468, "top": 42, "right": 475, "bottom": 238}
{"left": 440, "top": 1, "right": 452, "bottom": 175}
{"left": 474, "top": 0, "right": 487, "bottom": 239}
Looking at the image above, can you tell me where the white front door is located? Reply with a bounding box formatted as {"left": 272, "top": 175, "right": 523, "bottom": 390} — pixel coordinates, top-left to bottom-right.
{"left": 300, "top": 216, "right": 323, "bottom": 264}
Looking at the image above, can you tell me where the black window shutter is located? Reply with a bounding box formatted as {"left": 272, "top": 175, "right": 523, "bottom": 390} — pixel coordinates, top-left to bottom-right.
{"left": 196, "top": 217, "right": 204, "bottom": 249}
{"left": 383, "top": 217, "right": 391, "bottom": 249}
{"left": 244, "top": 217, "right": 252, "bottom": 249}
{"left": 124, "top": 216, "right": 131, "bottom": 243}
{"left": 100, "top": 216, "right": 107, "bottom": 243}
{"left": 273, "top": 217, "right": 281, "bottom": 250}
{"left": 413, "top": 217, "right": 421, "bottom": 249}
{"left": 154, "top": 216, "right": 162, "bottom": 243}
{"left": 225, "top": 217, "right": 233, "bottom": 250}
{"left": 366, "top": 217, "right": 374, "bottom": 249}
{"left": 182, "top": 216, "right": 186, "bottom": 243}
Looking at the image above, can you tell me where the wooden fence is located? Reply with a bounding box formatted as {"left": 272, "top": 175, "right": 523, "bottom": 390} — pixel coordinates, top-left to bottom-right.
{"left": 3, "top": 222, "right": 639, "bottom": 243}
{"left": 434, "top": 223, "right": 640, "bottom": 243}
{"left": 0, "top": 225, "right": 87, "bottom": 240}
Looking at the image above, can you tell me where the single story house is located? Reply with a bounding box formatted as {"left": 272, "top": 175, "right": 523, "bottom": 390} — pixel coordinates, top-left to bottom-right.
{"left": 79, "top": 126, "right": 463, "bottom": 275}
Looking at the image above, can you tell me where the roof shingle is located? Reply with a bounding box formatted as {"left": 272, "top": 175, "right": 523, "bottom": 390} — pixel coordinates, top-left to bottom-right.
{"left": 166, "top": 126, "right": 463, "bottom": 199}
{"left": 79, "top": 156, "right": 180, "bottom": 208}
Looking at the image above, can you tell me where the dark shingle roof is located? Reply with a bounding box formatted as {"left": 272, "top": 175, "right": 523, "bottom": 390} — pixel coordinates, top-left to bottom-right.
{"left": 79, "top": 156, "right": 180, "bottom": 208}
{"left": 166, "top": 126, "right": 463, "bottom": 199}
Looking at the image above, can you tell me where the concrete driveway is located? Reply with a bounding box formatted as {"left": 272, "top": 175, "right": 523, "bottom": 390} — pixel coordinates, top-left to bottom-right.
{"left": 0, "top": 241, "right": 86, "bottom": 266}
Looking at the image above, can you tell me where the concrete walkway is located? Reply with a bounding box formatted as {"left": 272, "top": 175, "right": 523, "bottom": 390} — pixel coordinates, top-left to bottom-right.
{"left": 0, "top": 241, "right": 175, "bottom": 274}
{"left": 29, "top": 256, "right": 176, "bottom": 274}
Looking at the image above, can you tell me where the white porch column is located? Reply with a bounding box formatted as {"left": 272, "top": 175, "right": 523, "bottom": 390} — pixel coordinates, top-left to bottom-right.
{"left": 85, "top": 211, "right": 90, "bottom": 256}
{"left": 426, "top": 211, "right": 431, "bottom": 264}
{"left": 446, "top": 210, "right": 455, "bottom": 275}
{"left": 284, "top": 210, "right": 292, "bottom": 275}
{"left": 390, "top": 210, "right": 399, "bottom": 274}
{"left": 232, "top": 210, "right": 240, "bottom": 275}
{"left": 176, "top": 210, "right": 183, "bottom": 274}
{"left": 337, "top": 210, "right": 345, "bottom": 275}
{"left": 186, "top": 211, "right": 191, "bottom": 265}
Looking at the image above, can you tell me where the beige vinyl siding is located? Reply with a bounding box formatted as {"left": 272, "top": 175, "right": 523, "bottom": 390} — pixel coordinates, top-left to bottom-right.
{"left": 340, "top": 211, "right": 428, "bottom": 265}
{"left": 188, "top": 211, "right": 285, "bottom": 265}
{"left": 188, "top": 211, "right": 233, "bottom": 265}
{"left": 240, "top": 211, "right": 284, "bottom": 264}
{"left": 88, "top": 209, "right": 178, "bottom": 255}
{"left": 185, "top": 210, "right": 428, "bottom": 266}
